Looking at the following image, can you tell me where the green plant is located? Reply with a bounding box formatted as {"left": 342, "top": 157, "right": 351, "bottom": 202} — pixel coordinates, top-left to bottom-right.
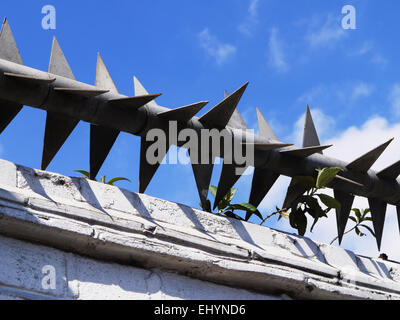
{"left": 261, "top": 167, "right": 343, "bottom": 236}
{"left": 200, "top": 185, "right": 262, "bottom": 221}
{"left": 75, "top": 170, "right": 131, "bottom": 186}
{"left": 330, "top": 208, "right": 375, "bottom": 245}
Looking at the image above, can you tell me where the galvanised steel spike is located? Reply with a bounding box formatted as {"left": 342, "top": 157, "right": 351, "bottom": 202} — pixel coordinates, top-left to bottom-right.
{"left": 368, "top": 198, "right": 387, "bottom": 251}
{"left": 3, "top": 19, "right": 400, "bottom": 250}
{"left": 303, "top": 105, "right": 322, "bottom": 150}
{"left": 199, "top": 83, "right": 248, "bottom": 128}
{"left": 42, "top": 37, "right": 78, "bottom": 170}
{"left": 333, "top": 189, "right": 355, "bottom": 245}
{"left": 96, "top": 54, "right": 118, "bottom": 93}
{"left": 0, "top": 18, "right": 22, "bottom": 65}
{"left": 134, "top": 76, "right": 159, "bottom": 108}
{"left": 249, "top": 167, "right": 280, "bottom": 209}
{"left": 280, "top": 145, "right": 332, "bottom": 158}
{"left": 377, "top": 160, "right": 400, "bottom": 180}
{"left": 158, "top": 101, "right": 209, "bottom": 123}
{"left": 90, "top": 124, "right": 120, "bottom": 180}
{"left": 49, "top": 37, "right": 75, "bottom": 80}
{"left": 139, "top": 137, "right": 169, "bottom": 194}
{"left": 256, "top": 107, "right": 279, "bottom": 142}
{"left": 397, "top": 206, "right": 400, "bottom": 236}
{"left": 4, "top": 72, "right": 55, "bottom": 83}
{"left": 0, "top": 98, "right": 22, "bottom": 134}
{"left": 191, "top": 150, "right": 214, "bottom": 209}
{"left": 245, "top": 142, "right": 293, "bottom": 151}
{"left": 41, "top": 112, "right": 79, "bottom": 170}
{"left": 347, "top": 138, "right": 394, "bottom": 173}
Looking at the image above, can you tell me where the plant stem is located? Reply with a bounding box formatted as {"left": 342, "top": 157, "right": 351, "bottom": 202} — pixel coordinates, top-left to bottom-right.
{"left": 259, "top": 208, "right": 287, "bottom": 226}
{"left": 329, "top": 225, "right": 357, "bottom": 245}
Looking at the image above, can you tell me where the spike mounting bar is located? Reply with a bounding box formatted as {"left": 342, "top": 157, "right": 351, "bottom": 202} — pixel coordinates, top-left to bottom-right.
{"left": 0, "top": 18, "right": 400, "bottom": 250}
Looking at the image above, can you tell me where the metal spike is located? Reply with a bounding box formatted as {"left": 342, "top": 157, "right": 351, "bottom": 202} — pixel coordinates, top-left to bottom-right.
{"left": 134, "top": 76, "right": 158, "bottom": 108}
{"left": 49, "top": 37, "right": 75, "bottom": 79}
{"left": 243, "top": 142, "right": 293, "bottom": 151}
{"left": 334, "top": 174, "right": 364, "bottom": 188}
{"left": 139, "top": 137, "right": 168, "bottom": 193}
{"left": 249, "top": 168, "right": 280, "bottom": 208}
{"left": 333, "top": 190, "right": 355, "bottom": 245}
{"left": 200, "top": 83, "right": 249, "bottom": 128}
{"left": 0, "top": 18, "right": 23, "bottom": 65}
{"left": 303, "top": 105, "right": 322, "bottom": 150}
{"left": 41, "top": 112, "right": 79, "bottom": 170}
{"left": 256, "top": 108, "right": 279, "bottom": 142}
{"left": 54, "top": 88, "right": 109, "bottom": 98}
{"left": 108, "top": 94, "right": 162, "bottom": 109}
{"left": 282, "top": 181, "right": 308, "bottom": 210}
{"left": 4, "top": 72, "right": 56, "bottom": 84}
{"left": 191, "top": 152, "right": 214, "bottom": 209}
{"left": 214, "top": 163, "right": 248, "bottom": 210}
{"left": 0, "top": 99, "right": 22, "bottom": 134}
{"left": 368, "top": 198, "right": 387, "bottom": 251}
{"left": 347, "top": 138, "right": 394, "bottom": 173}
{"left": 224, "top": 91, "right": 248, "bottom": 130}
{"left": 158, "top": 102, "right": 208, "bottom": 123}
{"left": 377, "top": 160, "right": 400, "bottom": 180}
{"left": 280, "top": 145, "right": 332, "bottom": 157}
{"left": 90, "top": 124, "right": 120, "bottom": 180}
{"left": 96, "top": 54, "right": 117, "bottom": 93}
{"left": 397, "top": 206, "right": 400, "bottom": 236}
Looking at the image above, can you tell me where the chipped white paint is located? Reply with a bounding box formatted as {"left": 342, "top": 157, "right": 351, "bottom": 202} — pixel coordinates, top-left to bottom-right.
{"left": 0, "top": 159, "right": 399, "bottom": 300}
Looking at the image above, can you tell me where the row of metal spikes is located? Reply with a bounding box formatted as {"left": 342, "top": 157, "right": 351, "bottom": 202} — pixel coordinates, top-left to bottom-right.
{"left": 1, "top": 18, "right": 400, "bottom": 250}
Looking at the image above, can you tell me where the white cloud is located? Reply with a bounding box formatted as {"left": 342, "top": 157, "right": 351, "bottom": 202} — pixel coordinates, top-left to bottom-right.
{"left": 351, "top": 82, "right": 374, "bottom": 101}
{"left": 352, "top": 41, "right": 374, "bottom": 56}
{"left": 306, "top": 14, "right": 347, "bottom": 48}
{"left": 198, "top": 28, "right": 236, "bottom": 65}
{"left": 298, "top": 82, "right": 374, "bottom": 111}
{"left": 238, "top": 0, "right": 260, "bottom": 36}
{"left": 268, "top": 28, "right": 289, "bottom": 73}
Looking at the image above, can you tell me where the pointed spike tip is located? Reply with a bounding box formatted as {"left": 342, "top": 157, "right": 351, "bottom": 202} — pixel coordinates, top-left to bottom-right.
{"left": 0, "top": 17, "right": 23, "bottom": 65}
{"left": 49, "top": 37, "right": 75, "bottom": 79}
{"left": 95, "top": 53, "right": 118, "bottom": 93}
{"left": 256, "top": 107, "right": 279, "bottom": 142}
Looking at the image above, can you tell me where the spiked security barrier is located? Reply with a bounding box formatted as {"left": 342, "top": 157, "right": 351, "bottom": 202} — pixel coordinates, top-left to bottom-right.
{"left": 0, "top": 18, "right": 399, "bottom": 251}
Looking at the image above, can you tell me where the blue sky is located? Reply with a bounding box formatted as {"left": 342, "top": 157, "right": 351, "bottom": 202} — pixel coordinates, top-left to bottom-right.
{"left": 2, "top": 0, "right": 400, "bottom": 259}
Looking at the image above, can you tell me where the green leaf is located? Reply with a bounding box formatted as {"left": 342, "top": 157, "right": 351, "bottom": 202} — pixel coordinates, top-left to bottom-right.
{"left": 361, "top": 208, "right": 371, "bottom": 219}
{"left": 316, "top": 194, "right": 341, "bottom": 211}
{"left": 229, "top": 203, "right": 257, "bottom": 212}
{"left": 209, "top": 185, "right": 217, "bottom": 198}
{"left": 359, "top": 224, "right": 376, "bottom": 238}
{"left": 223, "top": 188, "right": 238, "bottom": 203}
{"left": 292, "top": 176, "right": 316, "bottom": 190}
{"left": 100, "top": 176, "right": 106, "bottom": 183}
{"left": 352, "top": 208, "right": 361, "bottom": 220}
{"left": 224, "top": 211, "right": 244, "bottom": 221}
{"left": 355, "top": 227, "right": 366, "bottom": 237}
{"left": 75, "top": 170, "right": 91, "bottom": 179}
{"left": 289, "top": 208, "right": 307, "bottom": 236}
{"left": 348, "top": 216, "right": 357, "bottom": 223}
{"left": 316, "top": 167, "right": 343, "bottom": 189}
{"left": 106, "top": 177, "right": 131, "bottom": 186}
